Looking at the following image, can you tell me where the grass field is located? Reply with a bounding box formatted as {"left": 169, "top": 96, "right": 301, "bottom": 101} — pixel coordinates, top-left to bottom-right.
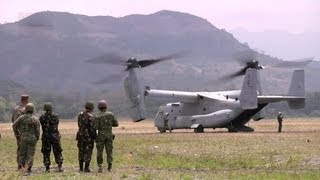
{"left": 1, "top": 118, "right": 320, "bottom": 179}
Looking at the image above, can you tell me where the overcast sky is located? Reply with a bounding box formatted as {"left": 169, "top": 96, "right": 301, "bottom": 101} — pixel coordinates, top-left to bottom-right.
{"left": 0, "top": 0, "right": 319, "bottom": 33}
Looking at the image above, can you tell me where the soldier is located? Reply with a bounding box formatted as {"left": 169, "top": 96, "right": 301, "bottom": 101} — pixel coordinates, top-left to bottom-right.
{"left": 12, "top": 94, "right": 29, "bottom": 123}
{"left": 277, "top": 112, "right": 284, "bottom": 132}
{"left": 12, "top": 103, "right": 40, "bottom": 175}
{"left": 12, "top": 94, "right": 29, "bottom": 170}
{"left": 76, "top": 101, "right": 96, "bottom": 172}
{"left": 94, "top": 100, "right": 118, "bottom": 173}
{"left": 163, "top": 113, "right": 172, "bottom": 133}
{"left": 39, "top": 102, "right": 64, "bottom": 172}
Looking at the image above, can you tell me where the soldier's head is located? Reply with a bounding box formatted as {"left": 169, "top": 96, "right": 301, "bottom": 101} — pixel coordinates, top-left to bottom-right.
{"left": 278, "top": 112, "right": 282, "bottom": 115}
{"left": 165, "top": 113, "right": 169, "bottom": 117}
{"left": 98, "top": 100, "right": 107, "bottom": 111}
{"left": 25, "top": 103, "right": 35, "bottom": 113}
{"left": 20, "top": 94, "right": 29, "bottom": 105}
{"left": 85, "top": 101, "right": 94, "bottom": 112}
{"left": 43, "top": 102, "right": 53, "bottom": 111}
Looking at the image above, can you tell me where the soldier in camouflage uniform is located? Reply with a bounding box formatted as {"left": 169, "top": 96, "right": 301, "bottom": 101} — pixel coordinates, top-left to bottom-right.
{"left": 76, "top": 101, "right": 96, "bottom": 172}
{"left": 277, "top": 112, "right": 284, "bottom": 132}
{"left": 12, "top": 94, "right": 29, "bottom": 170}
{"left": 12, "top": 95, "right": 29, "bottom": 123}
{"left": 12, "top": 103, "right": 40, "bottom": 175}
{"left": 39, "top": 102, "right": 64, "bottom": 172}
{"left": 94, "top": 100, "right": 119, "bottom": 173}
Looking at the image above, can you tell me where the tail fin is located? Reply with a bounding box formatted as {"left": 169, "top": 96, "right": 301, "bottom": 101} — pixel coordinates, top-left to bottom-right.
{"left": 287, "top": 70, "right": 305, "bottom": 109}
{"left": 240, "top": 69, "right": 258, "bottom": 109}
{"left": 252, "top": 71, "right": 265, "bottom": 120}
{"left": 123, "top": 68, "right": 147, "bottom": 122}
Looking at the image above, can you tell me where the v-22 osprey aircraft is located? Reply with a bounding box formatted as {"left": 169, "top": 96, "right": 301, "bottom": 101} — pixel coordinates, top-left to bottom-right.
{"left": 122, "top": 57, "right": 305, "bottom": 133}
{"left": 86, "top": 52, "right": 306, "bottom": 133}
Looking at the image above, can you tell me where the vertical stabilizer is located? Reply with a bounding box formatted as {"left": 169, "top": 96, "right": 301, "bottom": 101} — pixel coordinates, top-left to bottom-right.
{"left": 288, "top": 70, "right": 305, "bottom": 96}
{"left": 252, "top": 70, "right": 265, "bottom": 120}
{"left": 287, "top": 70, "right": 305, "bottom": 109}
{"left": 240, "top": 69, "right": 258, "bottom": 109}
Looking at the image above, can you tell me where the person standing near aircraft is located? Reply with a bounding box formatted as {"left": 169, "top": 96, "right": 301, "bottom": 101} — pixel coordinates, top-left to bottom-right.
{"left": 94, "top": 100, "right": 119, "bottom": 173}
{"left": 277, "top": 112, "right": 284, "bottom": 132}
{"left": 12, "top": 94, "right": 29, "bottom": 170}
{"left": 39, "top": 102, "right": 64, "bottom": 172}
{"left": 76, "top": 101, "right": 96, "bottom": 172}
{"left": 12, "top": 103, "right": 40, "bottom": 175}
{"left": 163, "top": 113, "right": 172, "bottom": 133}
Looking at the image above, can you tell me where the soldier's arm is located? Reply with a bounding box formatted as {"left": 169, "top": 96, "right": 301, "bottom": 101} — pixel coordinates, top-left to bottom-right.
{"left": 11, "top": 111, "right": 14, "bottom": 123}
{"left": 53, "top": 114, "right": 60, "bottom": 132}
{"left": 35, "top": 119, "right": 40, "bottom": 140}
{"left": 78, "top": 114, "right": 81, "bottom": 128}
{"left": 12, "top": 116, "right": 21, "bottom": 138}
{"left": 111, "top": 113, "right": 119, "bottom": 127}
{"left": 11, "top": 108, "right": 18, "bottom": 123}
{"left": 39, "top": 115, "right": 43, "bottom": 126}
{"left": 93, "top": 116, "right": 98, "bottom": 130}
{"left": 89, "top": 115, "right": 95, "bottom": 128}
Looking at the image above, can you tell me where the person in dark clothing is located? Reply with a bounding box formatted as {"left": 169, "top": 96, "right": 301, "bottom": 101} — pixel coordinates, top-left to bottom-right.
{"left": 39, "top": 102, "right": 63, "bottom": 172}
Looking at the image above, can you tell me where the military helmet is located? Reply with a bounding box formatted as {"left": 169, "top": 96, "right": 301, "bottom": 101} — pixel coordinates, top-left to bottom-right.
{"left": 98, "top": 100, "right": 107, "bottom": 109}
{"left": 43, "top": 102, "right": 53, "bottom": 111}
{"left": 21, "top": 94, "right": 29, "bottom": 100}
{"left": 25, "top": 103, "right": 35, "bottom": 112}
{"left": 85, "top": 101, "right": 94, "bottom": 110}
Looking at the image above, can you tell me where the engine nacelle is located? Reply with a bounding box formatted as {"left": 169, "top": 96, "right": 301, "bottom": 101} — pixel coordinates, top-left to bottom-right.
{"left": 123, "top": 68, "right": 147, "bottom": 122}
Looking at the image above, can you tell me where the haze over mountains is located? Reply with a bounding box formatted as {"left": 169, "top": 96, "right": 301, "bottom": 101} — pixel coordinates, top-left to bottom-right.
{"left": 0, "top": 10, "right": 319, "bottom": 98}
{"left": 231, "top": 28, "right": 320, "bottom": 60}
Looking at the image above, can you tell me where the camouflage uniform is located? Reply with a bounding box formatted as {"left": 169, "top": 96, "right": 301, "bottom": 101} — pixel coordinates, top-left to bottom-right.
{"left": 39, "top": 103, "right": 63, "bottom": 172}
{"left": 12, "top": 103, "right": 40, "bottom": 174}
{"left": 76, "top": 101, "right": 96, "bottom": 172}
{"left": 94, "top": 100, "right": 118, "bottom": 172}
{"left": 12, "top": 94, "right": 29, "bottom": 169}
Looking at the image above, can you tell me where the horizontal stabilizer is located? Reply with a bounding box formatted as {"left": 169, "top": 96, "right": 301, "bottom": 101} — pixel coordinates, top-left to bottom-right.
{"left": 257, "top": 70, "right": 305, "bottom": 109}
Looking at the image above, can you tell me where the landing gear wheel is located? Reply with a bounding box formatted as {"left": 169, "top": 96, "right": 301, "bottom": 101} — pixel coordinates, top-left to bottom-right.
{"left": 194, "top": 125, "right": 204, "bottom": 133}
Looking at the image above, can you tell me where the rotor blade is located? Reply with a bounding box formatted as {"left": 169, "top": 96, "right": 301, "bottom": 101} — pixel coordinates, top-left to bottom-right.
{"left": 219, "top": 67, "right": 248, "bottom": 81}
{"left": 138, "top": 52, "right": 186, "bottom": 68}
{"left": 93, "top": 74, "right": 124, "bottom": 85}
{"left": 85, "top": 52, "right": 126, "bottom": 65}
{"left": 233, "top": 50, "right": 258, "bottom": 65}
{"left": 273, "top": 58, "right": 314, "bottom": 68}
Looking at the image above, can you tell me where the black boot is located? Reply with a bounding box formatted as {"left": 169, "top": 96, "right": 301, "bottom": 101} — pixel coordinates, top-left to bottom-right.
{"left": 45, "top": 165, "right": 50, "bottom": 172}
{"left": 58, "top": 164, "right": 63, "bottom": 172}
{"left": 27, "top": 167, "right": 32, "bottom": 175}
{"left": 84, "top": 162, "right": 91, "bottom": 173}
{"left": 79, "top": 161, "right": 84, "bottom": 172}
{"left": 107, "top": 163, "right": 112, "bottom": 172}
{"left": 98, "top": 165, "right": 102, "bottom": 173}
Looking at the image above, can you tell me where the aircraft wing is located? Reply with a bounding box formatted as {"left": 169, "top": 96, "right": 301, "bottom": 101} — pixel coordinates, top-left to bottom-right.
{"left": 145, "top": 89, "right": 227, "bottom": 103}
{"left": 145, "top": 89, "right": 199, "bottom": 103}
{"left": 197, "top": 92, "right": 228, "bottom": 101}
